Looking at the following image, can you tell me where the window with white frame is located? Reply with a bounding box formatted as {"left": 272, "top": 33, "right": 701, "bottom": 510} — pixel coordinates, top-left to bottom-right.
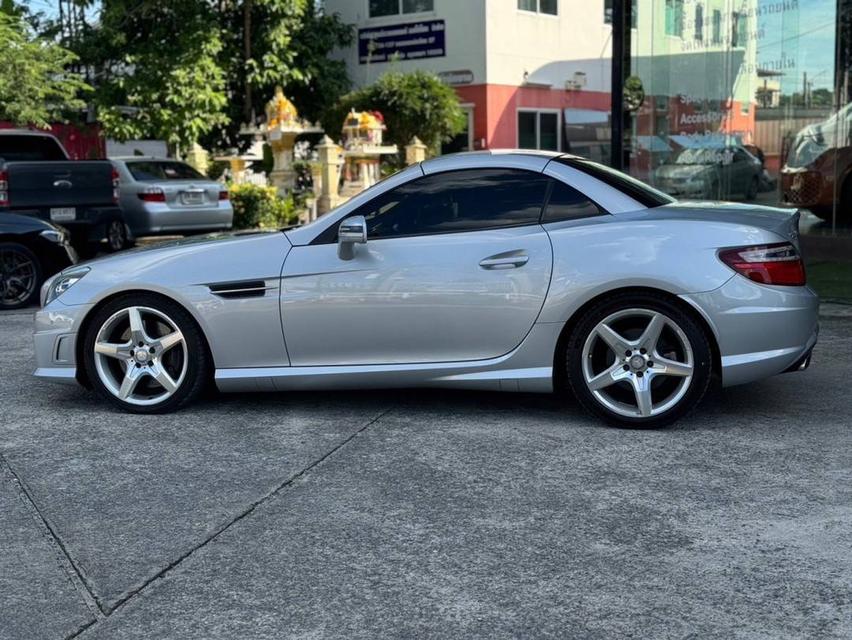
{"left": 518, "top": 0, "right": 557, "bottom": 16}
{"left": 518, "top": 110, "right": 560, "bottom": 151}
{"left": 369, "top": 0, "right": 434, "bottom": 18}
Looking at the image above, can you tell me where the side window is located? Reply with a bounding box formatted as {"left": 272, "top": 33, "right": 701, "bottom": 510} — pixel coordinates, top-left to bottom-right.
{"left": 319, "top": 168, "right": 550, "bottom": 242}
{"left": 542, "top": 179, "right": 605, "bottom": 223}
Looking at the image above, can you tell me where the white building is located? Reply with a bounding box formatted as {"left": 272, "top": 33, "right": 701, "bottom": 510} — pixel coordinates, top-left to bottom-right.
{"left": 323, "top": 0, "right": 760, "bottom": 161}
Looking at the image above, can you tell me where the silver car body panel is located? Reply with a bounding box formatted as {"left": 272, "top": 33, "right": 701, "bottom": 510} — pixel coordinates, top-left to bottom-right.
{"left": 34, "top": 151, "right": 819, "bottom": 395}
{"left": 281, "top": 224, "right": 553, "bottom": 365}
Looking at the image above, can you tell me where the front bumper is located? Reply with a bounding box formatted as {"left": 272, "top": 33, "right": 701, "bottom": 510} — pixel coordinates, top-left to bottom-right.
{"left": 32, "top": 301, "right": 93, "bottom": 385}
{"left": 681, "top": 276, "right": 820, "bottom": 387}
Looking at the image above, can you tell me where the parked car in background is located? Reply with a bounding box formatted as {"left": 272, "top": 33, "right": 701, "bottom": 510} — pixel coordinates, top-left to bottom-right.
{"left": 653, "top": 143, "right": 762, "bottom": 200}
{"left": 0, "top": 130, "right": 130, "bottom": 255}
{"left": 780, "top": 103, "right": 852, "bottom": 222}
{"left": 1, "top": 213, "right": 76, "bottom": 309}
{"left": 111, "top": 158, "right": 233, "bottom": 237}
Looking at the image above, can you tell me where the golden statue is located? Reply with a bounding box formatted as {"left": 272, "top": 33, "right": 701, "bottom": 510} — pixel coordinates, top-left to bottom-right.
{"left": 265, "top": 86, "right": 298, "bottom": 129}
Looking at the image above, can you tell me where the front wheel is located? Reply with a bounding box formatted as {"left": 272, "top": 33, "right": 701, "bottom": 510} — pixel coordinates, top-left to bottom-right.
{"left": 82, "top": 293, "right": 210, "bottom": 413}
{"left": 565, "top": 293, "right": 713, "bottom": 428}
{"left": 0, "top": 242, "right": 42, "bottom": 310}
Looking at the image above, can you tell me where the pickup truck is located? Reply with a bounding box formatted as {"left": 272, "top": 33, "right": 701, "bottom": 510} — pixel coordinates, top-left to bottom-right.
{"left": 0, "top": 129, "right": 129, "bottom": 255}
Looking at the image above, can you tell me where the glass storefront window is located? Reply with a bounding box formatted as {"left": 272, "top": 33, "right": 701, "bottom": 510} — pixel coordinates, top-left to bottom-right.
{"left": 620, "top": 0, "right": 852, "bottom": 301}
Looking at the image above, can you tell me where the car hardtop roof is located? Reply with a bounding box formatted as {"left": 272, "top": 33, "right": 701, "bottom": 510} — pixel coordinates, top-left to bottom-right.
{"left": 0, "top": 129, "right": 60, "bottom": 138}
{"left": 110, "top": 156, "right": 182, "bottom": 162}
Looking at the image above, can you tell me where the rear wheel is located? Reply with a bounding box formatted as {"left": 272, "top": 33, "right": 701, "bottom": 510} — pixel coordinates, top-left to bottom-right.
{"left": 82, "top": 293, "right": 210, "bottom": 413}
{"left": 565, "top": 293, "right": 713, "bottom": 428}
{"left": 0, "top": 242, "right": 41, "bottom": 310}
{"left": 105, "top": 219, "right": 129, "bottom": 252}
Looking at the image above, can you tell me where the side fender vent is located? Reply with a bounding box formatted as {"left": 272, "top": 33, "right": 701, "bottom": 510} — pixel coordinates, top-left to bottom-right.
{"left": 208, "top": 280, "right": 273, "bottom": 299}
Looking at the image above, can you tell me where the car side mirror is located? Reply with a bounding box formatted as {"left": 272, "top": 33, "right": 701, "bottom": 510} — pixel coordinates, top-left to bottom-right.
{"left": 337, "top": 215, "right": 367, "bottom": 260}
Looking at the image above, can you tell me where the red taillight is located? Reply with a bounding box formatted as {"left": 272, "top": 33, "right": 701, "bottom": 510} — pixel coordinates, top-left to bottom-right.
{"left": 218, "top": 190, "right": 229, "bottom": 201}
{"left": 111, "top": 167, "right": 120, "bottom": 204}
{"left": 138, "top": 187, "right": 166, "bottom": 203}
{"left": 0, "top": 170, "right": 8, "bottom": 207}
{"left": 719, "top": 242, "right": 806, "bottom": 286}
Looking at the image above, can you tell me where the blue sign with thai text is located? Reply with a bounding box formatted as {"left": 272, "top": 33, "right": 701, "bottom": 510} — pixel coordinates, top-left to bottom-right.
{"left": 358, "top": 20, "right": 446, "bottom": 64}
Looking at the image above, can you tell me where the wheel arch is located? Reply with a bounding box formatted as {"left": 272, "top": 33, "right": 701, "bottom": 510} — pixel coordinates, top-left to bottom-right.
{"left": 551, "top": 286, "right": 722, "bottom": 391}
{"left": 74, "top": 288, "right": 215, "bottom": 388}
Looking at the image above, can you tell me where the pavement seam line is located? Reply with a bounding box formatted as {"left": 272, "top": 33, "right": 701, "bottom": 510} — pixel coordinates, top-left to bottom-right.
{"left": 0, "top": 452, "right": 106, "bottom": 620}
{"left": 79, "top": 405, "right": 396, "bottom": 629}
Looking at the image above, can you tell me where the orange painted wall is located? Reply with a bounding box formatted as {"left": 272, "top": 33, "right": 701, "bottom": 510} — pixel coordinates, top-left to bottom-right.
{"left": 454, "top": 84, "right": 611, "bottom": 150}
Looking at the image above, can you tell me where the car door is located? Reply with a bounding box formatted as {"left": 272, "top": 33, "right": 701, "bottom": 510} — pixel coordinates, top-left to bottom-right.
{"left": 280, "top": 168, "right": 554, "bottom": 366}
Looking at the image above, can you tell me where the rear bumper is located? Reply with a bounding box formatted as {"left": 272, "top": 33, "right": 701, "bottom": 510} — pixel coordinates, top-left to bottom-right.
{"left": 126, "top": 201, "right": 234, "bottom": 235}
{"left": 681, "top": 276, "right": 820, "bottom": 387}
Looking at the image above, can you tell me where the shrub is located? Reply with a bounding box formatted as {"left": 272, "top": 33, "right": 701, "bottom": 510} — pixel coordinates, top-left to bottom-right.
{"left": 228, "top": 183, "right": 296, "bottom": 230}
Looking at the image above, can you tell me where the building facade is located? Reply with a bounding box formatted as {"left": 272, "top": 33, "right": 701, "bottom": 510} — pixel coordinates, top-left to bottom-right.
{"left": 326, "top": 0, "right": 852, "bottom": 225}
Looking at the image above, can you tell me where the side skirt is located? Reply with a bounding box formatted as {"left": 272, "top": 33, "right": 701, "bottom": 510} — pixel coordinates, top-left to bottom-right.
{"left": 214, "top": 323, "right": 563, "bottom": 394}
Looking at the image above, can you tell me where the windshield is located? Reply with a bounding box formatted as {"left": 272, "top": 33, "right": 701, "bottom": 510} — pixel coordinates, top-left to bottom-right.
{"left": 126, "top": 161, "right": 206, "bottom": 181}
{"left": 0, "top": 135, "right": 67, "bottom": 162}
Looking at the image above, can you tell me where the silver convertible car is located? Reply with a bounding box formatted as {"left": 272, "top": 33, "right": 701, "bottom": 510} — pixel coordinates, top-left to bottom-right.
{"left": 33, "top": 151, "right": 819, "bottom": 428}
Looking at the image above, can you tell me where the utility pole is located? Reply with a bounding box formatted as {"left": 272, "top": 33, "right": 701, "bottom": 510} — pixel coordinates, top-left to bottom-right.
{"left": 610, "top": 0, "right": 632, "bottom": 170}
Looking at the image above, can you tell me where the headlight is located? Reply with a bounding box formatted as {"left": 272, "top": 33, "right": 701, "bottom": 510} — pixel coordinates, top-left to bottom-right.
{"left": 43, "top": 267, "right": 90, "bottom": 306}
{"left": 39, "top": 228, "right": 66, "bottom": 244}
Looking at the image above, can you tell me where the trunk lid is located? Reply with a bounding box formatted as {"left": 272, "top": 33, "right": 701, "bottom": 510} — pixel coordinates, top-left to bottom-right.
{"left": 646, "top": 201, "right": 801, "bottom": 249}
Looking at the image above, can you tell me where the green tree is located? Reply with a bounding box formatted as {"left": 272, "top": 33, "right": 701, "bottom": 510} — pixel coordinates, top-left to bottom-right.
{"left": 324, "top": 71, "right": 466, "bottom": 157}
{"left": 0, "top": 13, "right": 89, "bottom": 128}
{"left": 68, "top": 0, "right": 351, "bottom": 153}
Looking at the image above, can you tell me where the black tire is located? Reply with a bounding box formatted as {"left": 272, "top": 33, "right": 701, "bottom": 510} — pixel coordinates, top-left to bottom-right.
{"left": 105, "top": 219, "right": 129, "bottom": 252}
{"left": 82, "top": 292, "right": 211, "bottom": 414}
{"left": 564, "top": 291, "right": 713, "bottom": 429}
{"left": 745, "top": 175, "right": 759, "bottom": 200}
{"left": 0, "top": 242, "right": 42, "bottom": 310}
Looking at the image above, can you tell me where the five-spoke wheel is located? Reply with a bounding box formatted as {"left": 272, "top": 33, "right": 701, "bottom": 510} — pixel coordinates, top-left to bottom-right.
{"left": 566, "top": 293, "right": 712, "bottom": 428}
{"left": 83, "top": 294, "right": 209, "bottom": 413}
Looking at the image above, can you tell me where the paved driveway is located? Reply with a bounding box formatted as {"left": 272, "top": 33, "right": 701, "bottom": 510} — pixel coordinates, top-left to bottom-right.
{"left": 1, "top": 308, "right": 851, "bottom": 639}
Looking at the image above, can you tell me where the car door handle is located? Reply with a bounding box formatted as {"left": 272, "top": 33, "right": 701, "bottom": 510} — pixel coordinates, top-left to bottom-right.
{"left": 479, "top": 251, "right": 529, "bottom": 270}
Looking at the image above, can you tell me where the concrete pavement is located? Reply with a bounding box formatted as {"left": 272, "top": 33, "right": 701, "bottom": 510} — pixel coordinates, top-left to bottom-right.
{"left": 1, "top": 308, "right": 851, "bottom": 639}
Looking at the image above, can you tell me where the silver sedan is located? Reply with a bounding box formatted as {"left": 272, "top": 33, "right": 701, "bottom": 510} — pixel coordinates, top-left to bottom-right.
{"left": 111, "top": 158, "right": 233, "bottom": 237}
{"left": 34, "top": 151, "right": 818, "bottom": 428}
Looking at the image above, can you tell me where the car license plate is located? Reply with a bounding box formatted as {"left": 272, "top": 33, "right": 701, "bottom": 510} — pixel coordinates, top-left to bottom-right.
{"left": 50, "top": 207, "right": 76, "bottom": 222}
{"left": 182, "top": 191, "right": 204, "bottom": 205}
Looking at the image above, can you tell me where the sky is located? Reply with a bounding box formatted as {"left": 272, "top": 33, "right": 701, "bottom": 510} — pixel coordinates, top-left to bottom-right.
{"left": 757, "top": 0, "right": 838, "bottom": 91}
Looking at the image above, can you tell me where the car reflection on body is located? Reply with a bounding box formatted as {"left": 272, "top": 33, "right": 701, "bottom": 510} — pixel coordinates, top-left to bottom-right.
{"left": 33, "top": 151, "right": 818, "bottom": 428}
{"left": 654, "top": 144, "right": 763, "bottom": 200}
{"left": 780, "top": 104, "right": 852, "bottom": 222}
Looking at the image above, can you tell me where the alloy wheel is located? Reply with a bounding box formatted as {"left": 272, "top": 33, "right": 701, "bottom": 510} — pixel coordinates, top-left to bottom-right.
{"left": 107, "top": 220, "right": 127, "bottom": 251}
{"left": 0, "top": 247, "right": 37, "bottom": 308}
{"left": 93, "top": 305, "right": 187, "bottom": 406}
{"left": 581, "top": 308, "right": 694, "bottom": 418}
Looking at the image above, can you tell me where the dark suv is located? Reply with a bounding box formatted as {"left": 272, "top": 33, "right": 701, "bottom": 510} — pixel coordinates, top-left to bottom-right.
{"left": 0, "top": 130, "right": 129, "bottom": 255}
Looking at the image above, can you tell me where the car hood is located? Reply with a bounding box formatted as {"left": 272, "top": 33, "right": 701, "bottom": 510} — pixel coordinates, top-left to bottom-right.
{"left": 54, "top": 229, "right": 293, "bottom": 307}
{"left": 75, "top": 229, "right": 286, "bottom": 271}
{"left": 654, "top": 164, "right": 715, "bottom": 180}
